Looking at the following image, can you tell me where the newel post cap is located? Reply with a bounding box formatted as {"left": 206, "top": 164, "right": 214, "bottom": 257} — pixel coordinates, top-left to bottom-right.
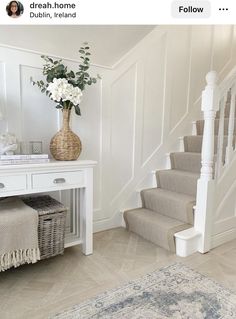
{"left": 206, "top": 71, "right": 219, "bottom": 87}
{"left": 202, "top": 71, "right": 220, "bottom": 112}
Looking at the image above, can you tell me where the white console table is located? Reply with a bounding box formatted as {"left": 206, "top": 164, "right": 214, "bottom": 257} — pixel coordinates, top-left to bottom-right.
{"left": 0, "top": 160, "right": 97, "bottom": 255}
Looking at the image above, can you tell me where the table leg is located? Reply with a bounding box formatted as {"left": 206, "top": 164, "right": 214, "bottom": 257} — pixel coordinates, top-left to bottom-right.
{"left": 81, "top": 168, "right": 93, "bottom": 255}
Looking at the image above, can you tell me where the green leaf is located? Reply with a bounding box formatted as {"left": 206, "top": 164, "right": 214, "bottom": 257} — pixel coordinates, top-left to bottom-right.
{"left": 56, "top": 64, "right": 65, "bottom": 71}
{"left": 67, "top": 71, "right": 75, "bottom": 78}
{"left": 74, "top": 105, "right": 81, "bottom": 116}
{"left": 46, "top": 74, "right": 54, "bottom": 82}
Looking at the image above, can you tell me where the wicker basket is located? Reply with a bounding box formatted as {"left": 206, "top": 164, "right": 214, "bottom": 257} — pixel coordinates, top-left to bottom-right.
{"left": 23, "top": 195, "right": 67, "bottom": 260}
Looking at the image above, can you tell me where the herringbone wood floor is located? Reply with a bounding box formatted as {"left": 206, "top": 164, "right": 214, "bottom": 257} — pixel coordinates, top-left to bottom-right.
{"left": 1, "top": 227, "right": 236, "bottom": 319}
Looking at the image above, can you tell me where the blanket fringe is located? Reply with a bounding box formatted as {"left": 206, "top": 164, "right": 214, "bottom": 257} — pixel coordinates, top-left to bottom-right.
{"left": 0, "top": 248, "right": 40, "bottom": 272}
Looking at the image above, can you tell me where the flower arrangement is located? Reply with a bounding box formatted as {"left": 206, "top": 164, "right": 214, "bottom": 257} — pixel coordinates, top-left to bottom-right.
{"left": 31, "top": 43, "right": 100, "bottom": 116}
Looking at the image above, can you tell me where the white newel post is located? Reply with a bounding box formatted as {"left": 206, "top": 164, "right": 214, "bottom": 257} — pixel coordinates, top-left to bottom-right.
{"left": 195, "top": 71, "right": 219, "bottom": 253}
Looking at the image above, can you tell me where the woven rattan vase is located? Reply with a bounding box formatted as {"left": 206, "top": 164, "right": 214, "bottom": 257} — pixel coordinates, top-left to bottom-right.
{"left": 50, "top": 109, "right": 82, "bottom": 161}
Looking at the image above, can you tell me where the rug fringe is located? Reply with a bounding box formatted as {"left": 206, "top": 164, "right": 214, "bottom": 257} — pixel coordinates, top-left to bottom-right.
{"left": 0, "top": 248, "right": 40, "bottom": 272}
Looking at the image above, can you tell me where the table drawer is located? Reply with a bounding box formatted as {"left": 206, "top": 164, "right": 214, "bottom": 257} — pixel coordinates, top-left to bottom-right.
{"left": 32, "top": 170, "right": 84, "bottom": 189}
{"left": 0, "top": 175, "right": 27, "bottom": 193}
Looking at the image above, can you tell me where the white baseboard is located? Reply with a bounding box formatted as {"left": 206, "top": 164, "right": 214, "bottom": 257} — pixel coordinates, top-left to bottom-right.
{"left": 211, "top": 228, "right": 236, "bottom": 249}
{"left": 93, "top": 211, "right": 123, "bottom": 233}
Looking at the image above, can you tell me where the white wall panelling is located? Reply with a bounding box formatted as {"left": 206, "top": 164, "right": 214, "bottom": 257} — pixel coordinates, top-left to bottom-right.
{"left": 0, "top": 61, "right": 7, "bottom": 132}
{"left": 110, "top": 64, "right": 137, "bottom": 203}
{"left": 0, "top": 25, "right": 236, "bottom": 232}
{"left": 166, "top": 26, "right": 191, "bottom": 133}
{"left": 20, "top": 65, "right": 59, "bottom": 153}
{"left": 188, "top": 26, "right": 213, "bottom": 113}
{"left": 0, "top": 46, "right": 103, "bottom": 225}
{"left": 212, "top": 26, "right": 234, "bottom": 76}
{"left": 212, "top": 158, "right": 236, "bottom": 239}
{"left": 141, "top": 33, "right": 166, "bottom": 166}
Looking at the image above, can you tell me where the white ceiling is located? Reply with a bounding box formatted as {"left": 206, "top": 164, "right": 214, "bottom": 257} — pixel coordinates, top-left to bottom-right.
{"left": 0, "top": 26, "right": 155, "bottom": 67}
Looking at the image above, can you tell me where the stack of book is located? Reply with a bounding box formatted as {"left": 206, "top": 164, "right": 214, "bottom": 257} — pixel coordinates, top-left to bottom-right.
{"left": 0, "top": 154, "right": 50, "bottom": 165}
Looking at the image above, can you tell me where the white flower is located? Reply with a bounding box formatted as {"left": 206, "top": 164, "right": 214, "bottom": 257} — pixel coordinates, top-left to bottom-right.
{"left": 47, "top": 78, "right": 82, "bottom": 105}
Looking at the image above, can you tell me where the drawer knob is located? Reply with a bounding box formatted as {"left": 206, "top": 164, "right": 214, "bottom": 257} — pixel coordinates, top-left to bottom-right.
{"left": 0, "top": 183, "right": 5, "bottom": 189}
{"left": 53, "top": 178, "right": 66, "bottom": 184}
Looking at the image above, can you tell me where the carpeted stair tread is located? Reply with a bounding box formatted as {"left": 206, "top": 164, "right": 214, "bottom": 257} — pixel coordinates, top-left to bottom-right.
{"left": 170, "top": 152, "right": 201, "bottom": 173}
{"left": 124, "top": 108, "right": 234, "bottom": 252}
{"left": 141, "top": 188, "right": 195, "bottom": 224}
{"left": 196, "top": 118, "right": 236, "bottom": 136}
{"left": 156, "top": 169, "right": 199, "bottom": 196}
{"left": 124, "top": 208, "right": 191, "bottom": 252}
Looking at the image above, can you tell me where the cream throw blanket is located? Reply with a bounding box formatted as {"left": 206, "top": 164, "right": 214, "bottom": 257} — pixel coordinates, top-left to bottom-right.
{"left": 0, "top": 197, "right": 40, "bottom": 271}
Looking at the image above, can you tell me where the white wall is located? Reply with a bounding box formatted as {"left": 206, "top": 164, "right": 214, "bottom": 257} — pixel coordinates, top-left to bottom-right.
{"left": 0, "top": 25, "right": 236, "bottom": 231}
{"left": 212, "top": 156, "right": 236, "bottom": 248}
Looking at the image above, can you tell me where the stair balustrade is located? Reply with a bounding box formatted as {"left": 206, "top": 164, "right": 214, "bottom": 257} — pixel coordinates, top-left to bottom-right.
{"left": 195, "top": 68, "right": 236, "bottom": 253}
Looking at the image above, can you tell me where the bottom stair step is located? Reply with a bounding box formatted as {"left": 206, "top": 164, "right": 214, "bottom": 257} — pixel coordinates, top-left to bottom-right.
{"left": 141, "top": 188, "right": 195, "bottom": 224}
{"left": 124, "top": 208, "right": 191, "bottom": 252}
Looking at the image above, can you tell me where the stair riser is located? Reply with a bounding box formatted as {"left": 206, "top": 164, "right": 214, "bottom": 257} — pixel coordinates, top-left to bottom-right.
{"left": 184, "top": 136, "right": 202, "bottom": 153}
{"left": 196, "top": 119, "right": 236, "bottom": 136}
{"left": 141, "top": 189, "right": 194, "bottom": 224}
{"left": 184, "top": 136, "right": 229, "bottom": 154}
{"left": 170, "top": 153, "right": 201, "bottom": 173}
{"left": 216, "top": 103, "right": 230, "bottom": 118}
{"left": 156, "top": 171, "right": 198, "bottom": 197}
{"left": 124, "top": 208, "right": 191, "bottom": 252}
{"left": 125, "top": 214, "right": 171, "bottom": 251}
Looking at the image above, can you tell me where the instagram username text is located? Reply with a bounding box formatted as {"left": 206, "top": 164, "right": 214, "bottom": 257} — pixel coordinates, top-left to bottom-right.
{"left": 30, "top": 2, "right": 76, "bottom": 9}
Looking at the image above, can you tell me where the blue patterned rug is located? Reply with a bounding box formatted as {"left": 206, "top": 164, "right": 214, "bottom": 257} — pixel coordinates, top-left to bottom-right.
{"left": 52, "top": 263, "right": 236, "bottom": 318}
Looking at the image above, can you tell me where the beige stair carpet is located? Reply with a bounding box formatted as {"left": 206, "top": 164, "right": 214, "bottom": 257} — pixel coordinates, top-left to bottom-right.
{"left": 124, "top": 107, "right": 231, "bottom": 253}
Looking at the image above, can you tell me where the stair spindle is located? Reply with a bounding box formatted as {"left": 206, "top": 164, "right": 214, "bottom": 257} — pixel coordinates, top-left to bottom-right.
{"left": 215, "top": 94, "right": 227, "bottom": 178}
{"left": 225, "top": 86, "right": 236, "bottom": 164}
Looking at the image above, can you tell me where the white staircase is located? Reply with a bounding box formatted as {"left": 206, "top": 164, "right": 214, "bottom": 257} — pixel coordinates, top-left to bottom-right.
{"left": 176, "top": 68, "right": 236, "bottom": 256}
{"left": 124, "top": 67, "right": 236, "bottom": 257}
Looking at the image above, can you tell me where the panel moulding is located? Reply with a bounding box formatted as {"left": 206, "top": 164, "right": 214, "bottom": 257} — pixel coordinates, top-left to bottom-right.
{"left": 140, "top": 33, "right": 167, "bottom": 167}
{"left": 109, "top": 63, "right": 137, "bottom": 205}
